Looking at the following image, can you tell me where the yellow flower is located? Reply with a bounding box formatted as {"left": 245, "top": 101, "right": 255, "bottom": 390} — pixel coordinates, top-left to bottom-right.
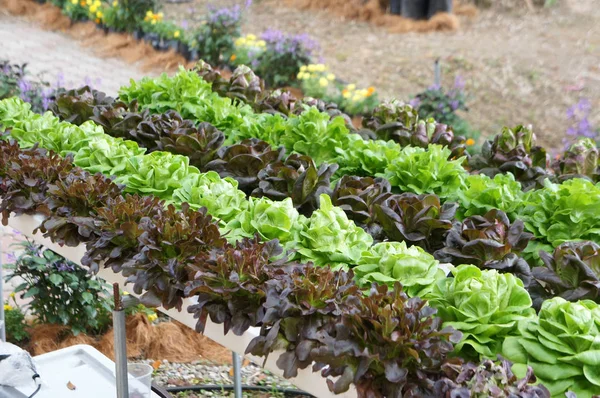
{"left": 300, "top": 65, "right": 307, "bottom": 72}
{"left": 315, "top": 64, "right": 326, "bottom": 72}
{"left": 112, "top": 0, "right": 117, "bottom": 6}
{"left": 342, "top": 89, "right": 351, "bottom": 99}
{"left": 71, "top": 0, "right": 77, "bottom": 4}
{"left": 257, "top": 40, "right": 266, "bottom": 47}
{"left": 230, "top": 54, "right": 237, "bottom": 62}
{"left": 174, "top": 30, "right": 180, "bottom": 38}
{"left": 94, "top": 0, "right": 100, "bottom": 7}
{"left": 327, "top": 73, "right": 335, "bottom": 81}
{"left": 157, "top": 12, "right": 164, "bottom": 18}
{"left": 96, "top": 11, "right": 103, "bottom": 18}
{"left": 122, "top": 291, "right": 129, "bottom": 296}
{"left": 86, "top": 0, "right": 92, "bottom": 5}
{"left": 147, "top": 313, "right": 158, "bottom": 322}
{"left": 307, "top": 64, "right": 317, "bottom": 72}
{"left": 151, "top": 19, "right": 156, "bottom": 25}
{"left": 235, "top": 37, "right": 246, "bottom": 46}
{"left": 297, "top": 72, "right": 305, "bottom": 80}
{"left": 246, "top": 33, "right": 256, "bottom": 41}
{"left": 146, "top": 10, "right": 153, "bottom": 17}
{"left": 466, "top": 138, "right": 475, "bottom": 146}
{"left": 3, "top": 304, "right": 12, "bottom": 312}
{"left": 346, "top": 84, "right": 356, "bottom": 91}
{"left": 90, "top": 4, "right": 97, "bottom": 12}
{"left": 319, "top": 77, "right": 328, "bottom": 87}
{"left": 10, "top": 292, "right": 15, "bottom": 298}
{"left": 301, "top": 73, "right": 311, "bottom": 80}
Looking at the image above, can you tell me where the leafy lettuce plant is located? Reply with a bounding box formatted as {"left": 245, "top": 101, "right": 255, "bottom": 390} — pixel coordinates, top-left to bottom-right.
{"left": 297, "top": 194, "right": 373, "bottom": 269}
{"left": 353, "top": 241, "right": 446, "bottom": 296}
{"left": 280, "top": 107, "right": 350, "bottom": 166}
{"left": 225, "top": 197, "right": 305, "bottom": 247}
{"left": 119, "top": 151, "right": 200, "bottom": 198}
{"left": 433, "top": 357, "right": 550, "bottom": 398}
{"left": 434, "top": 209, "right": 533, "bottom": 286}
{"left": 519, "top": 178, "right": 600, "bottom": 255}
{"left": 331, "top": 175, "right": 392, "bottom": 240}
{"left": 204, "top": 138, "right": 285, "bottom": 194}
{"left": 502, "top": 298, "right": 600, "bottom": 398}
{"left": 380, "top": 145, "right": 468, "bottom": 199}
{"left": 468, "top": 125, "right": 550, "bottom": 191}
{"left": 335, "top": 134, "right": 404, "bottom": 177}
{"left": 253, "top": 154, "right": 338, "bottom": 217}
{"left": 529, "top": 241, "right": 600, "bottom": 309}
{"left": 424, "top": 264, "right": 536, "bottom": 359}
{"left": 374, "top": 193, "right": 457, "bottom": 253}
{"left": 453, "top": 173, "right": 524, "bottom": 221}
{"left": 73, "top": 136, "right": 146, "bottom": 176}
{"left": 552, "top": 138, "right": 599, "bottom": 183}
{"left": 171, "top": 171, "right": 247, "bottom": 224}
{"left": 50, "top": 85, "right": 120, "bottom": 125}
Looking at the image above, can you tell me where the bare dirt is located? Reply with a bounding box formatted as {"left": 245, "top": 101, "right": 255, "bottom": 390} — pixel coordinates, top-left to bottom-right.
{"left": 164, "top": 0, "right": 600, "bottom": 148}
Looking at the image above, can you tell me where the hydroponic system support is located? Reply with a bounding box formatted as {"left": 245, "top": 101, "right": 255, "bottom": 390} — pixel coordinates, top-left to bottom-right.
{"left": 5, "top": 213, "right": 357, "bottom": 398}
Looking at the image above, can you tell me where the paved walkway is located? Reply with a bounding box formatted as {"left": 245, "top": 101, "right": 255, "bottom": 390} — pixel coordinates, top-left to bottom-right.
{"left": 0, "top": 14, "right": 149, "bottom": 95}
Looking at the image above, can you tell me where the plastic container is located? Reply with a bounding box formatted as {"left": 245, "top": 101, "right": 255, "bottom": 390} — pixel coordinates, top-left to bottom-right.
{"left": 128, "top": 363, "right": 153, "bottom": 398}
{"left": 400, "top": 0, "right": 428, "bottom": 20}
{"left": 427, "top": 0, "right": 453, "bottom": 18}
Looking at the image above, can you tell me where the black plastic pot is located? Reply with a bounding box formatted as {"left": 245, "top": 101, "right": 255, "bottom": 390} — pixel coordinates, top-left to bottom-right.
{"left": 400, "top": 0, "right": 428, "bottom": 20}
{"left": 427, "top": 0, "right": 453, "bottom": 18}
{"left": 390, "top": 0, "right": 402, "bottom": 14}
{"left": 188, "top": 49, "right": 199, "bottom": 62}
{"left": 144, "top": 32, "right": 161, "bottom": 50}
{"left": 178, "top": 42, "right": 193, "bottom": 61}
{"left": 164, "top": 39, "right": 179, "bottom": 52}
{"left": 133, "top": 29, "right": 144, "bottom": 41}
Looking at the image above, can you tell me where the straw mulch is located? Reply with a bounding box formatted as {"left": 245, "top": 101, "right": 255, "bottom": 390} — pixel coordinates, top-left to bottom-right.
{"left": 26, "top": 314, "right": 233, "bottom": 365}
{"left": 283, "top": 0, "right": 478, "bottom": 33}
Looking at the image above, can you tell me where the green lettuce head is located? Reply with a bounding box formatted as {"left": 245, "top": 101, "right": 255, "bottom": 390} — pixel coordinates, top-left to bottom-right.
{"left": 225, "top": 197, "right": 305, "bottom": 247}
{"left": 354, "top": 241, "right": 446, "bottom": 296}
{"left": 503, "top": 297, "right": 600, "bottom": 398}
{"left": 380, "top": 144, "right": 467, "bottom": 199}
{"left": 172, "top": 171, "right": 248, "bottom": 223}
{"left": 424, "top": 264, "right": 536, "bottom": 359}
{"left": 297, "top": 194, "right": 374, "bottom": 269}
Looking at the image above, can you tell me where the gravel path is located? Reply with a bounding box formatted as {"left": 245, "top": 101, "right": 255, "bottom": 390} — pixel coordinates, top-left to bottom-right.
{"left": 0, "top": 13, "right": 148, "bottom": 95}
{"left": 136, "top": 359, "right": 308, "bottom": 398}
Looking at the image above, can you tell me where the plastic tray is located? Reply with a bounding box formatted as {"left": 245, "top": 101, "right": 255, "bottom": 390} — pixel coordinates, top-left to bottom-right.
{"left": 0, "top": 345, "right": 160, "bottom": 398}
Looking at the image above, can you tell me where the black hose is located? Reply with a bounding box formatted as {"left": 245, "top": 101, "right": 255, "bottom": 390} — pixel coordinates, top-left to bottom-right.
{"left": 165, "top": 384, "right": 315, "bottom": 397}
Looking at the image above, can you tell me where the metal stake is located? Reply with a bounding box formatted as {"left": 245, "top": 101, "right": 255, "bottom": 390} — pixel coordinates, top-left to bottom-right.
{"left": 0, "top": 227, "right": 5, "bottom": 342}
{"left": 434, "top": 58, "right": 442, "bottom": 87}
{"left": 113, "top": 284, "right": 129, "bottom": 398}
{"left": 232, "top": 352, "right": 243, "bottom": 398}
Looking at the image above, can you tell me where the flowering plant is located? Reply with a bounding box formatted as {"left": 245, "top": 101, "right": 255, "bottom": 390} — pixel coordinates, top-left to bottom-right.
{"left": 297, "top": 64, "right": 378, "bottom": 116}
{"left": 0, "top": 60, "right": 55, "bottom": 113}
{"left": 564, "top": 99, "right": 598, "bottom": 148}
{"left": 254, "top": 29, "right": 318, "bottom": 87}
{"left": 230, "top": 33, "right": 267, "bottom": 67}
{"left": 4, "top": 241, "right": 114, "bottom": 336}
{"left": 192, "top": 5, "right": 242, "bottom": 66}
{"left": 3, "top": 295, "right": 29, "bottom": 344}
{"left": 411, "top": 76, "right": 479, "bottom": 145}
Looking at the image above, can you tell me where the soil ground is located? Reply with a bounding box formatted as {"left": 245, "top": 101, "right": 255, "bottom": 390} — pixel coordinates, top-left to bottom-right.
{"left": 164, "top": 0, "right": 600, "bottom": 148}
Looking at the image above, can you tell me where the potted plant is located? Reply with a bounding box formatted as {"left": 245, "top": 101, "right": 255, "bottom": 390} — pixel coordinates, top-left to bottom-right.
{"left": 428, "top": 0, "right": 453, "bottom": 18}
{"left": 400, "top": 0, "right": 428, "bottom": 19}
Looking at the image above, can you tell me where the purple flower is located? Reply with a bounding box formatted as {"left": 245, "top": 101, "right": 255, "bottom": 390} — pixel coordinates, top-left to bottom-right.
{"left": 180, "top": 20, "right": 189, "bottom": 29}
{"left": 245, "top": 0, "right": 253, "bottom": 7}
{"left": 564, "top": 98, "right": 597, "bottom": 148}
{"left": 5, "top": 252, "right": 17, "bottom": 264}
{"left": 56, "top": 261, "right": 75, "bottom": 272}
{"left": 450, "top": 100, "right": 460, "bottom": 111}
{"left": 55, "top": 72, "right": 65, "bottom": 89}
{"left": 409, "top": 98, "right": 421, "bottom": 108}
{"left": 453, "top": 75, "right": 466, "bottom": 90}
